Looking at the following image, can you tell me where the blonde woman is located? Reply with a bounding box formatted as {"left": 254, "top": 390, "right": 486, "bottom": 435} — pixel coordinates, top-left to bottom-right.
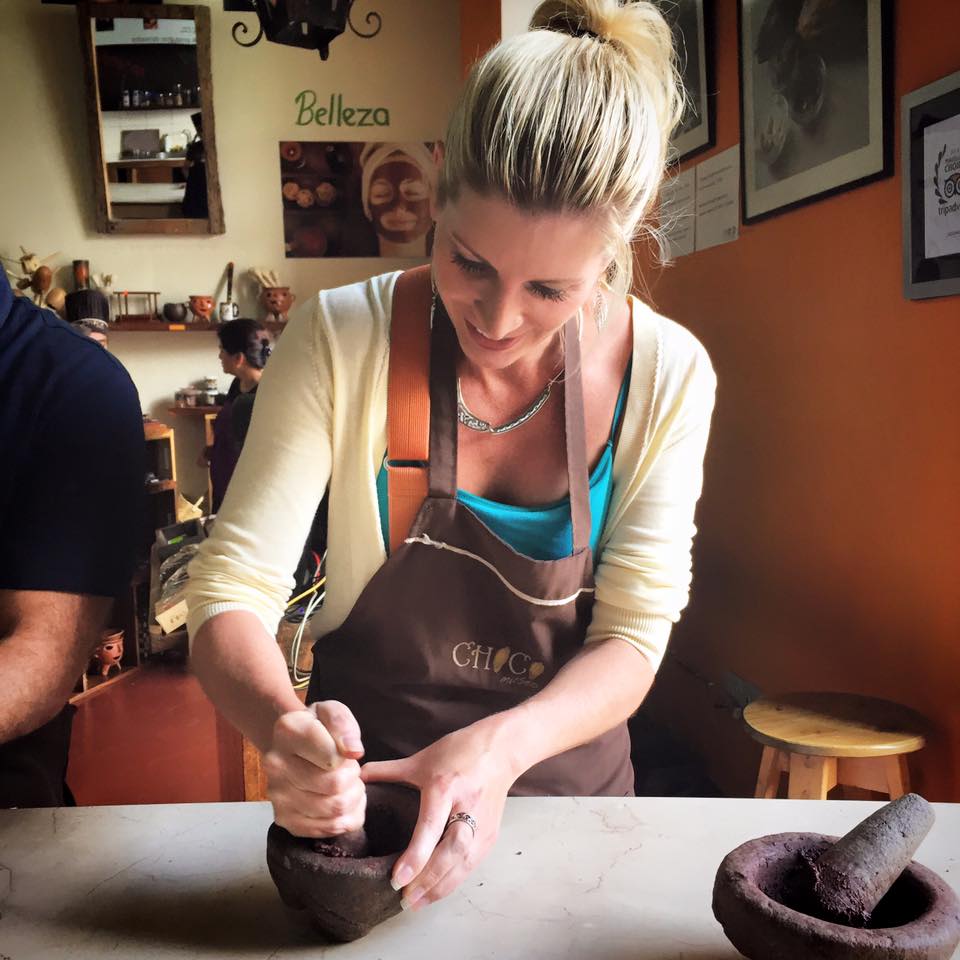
{"left": 186, "top": 0, "right": 716, "bottom": 912}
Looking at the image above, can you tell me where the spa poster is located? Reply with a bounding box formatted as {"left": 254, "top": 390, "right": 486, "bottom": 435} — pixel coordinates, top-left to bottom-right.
{"left": 279, "top": 141, "right": 437, "bottom": 259}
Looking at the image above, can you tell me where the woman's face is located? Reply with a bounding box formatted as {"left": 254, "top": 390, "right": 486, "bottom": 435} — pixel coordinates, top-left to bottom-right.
{"left": 219, "top": 347, "right": 242, "bottom": 376}
{"left": 432, "top": 187, "right": 610, "bottom": 372}
{"left": 368, "top": 159, "right": 433, "bottom": 243}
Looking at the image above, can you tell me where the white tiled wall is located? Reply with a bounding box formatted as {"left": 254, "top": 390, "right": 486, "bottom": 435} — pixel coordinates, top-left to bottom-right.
{"left": 100, "top": 107, "right": 195, "bottom": 161}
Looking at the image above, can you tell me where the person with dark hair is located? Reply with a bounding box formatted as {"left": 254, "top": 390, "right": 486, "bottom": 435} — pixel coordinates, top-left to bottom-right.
{"left": 201, "top": 318, "right": 273, "bottom": 513}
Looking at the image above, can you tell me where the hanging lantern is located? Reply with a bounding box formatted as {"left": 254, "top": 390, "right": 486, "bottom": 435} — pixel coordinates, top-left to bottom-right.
{"left": 232, "top": 0, "right": 381, "bottom": 60}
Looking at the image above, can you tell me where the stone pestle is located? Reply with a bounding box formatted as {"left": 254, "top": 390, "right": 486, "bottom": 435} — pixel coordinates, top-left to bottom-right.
{"left": 314, "top": 828, "right": 370, "bottom": 858}
{"left": 308, "top": 702, "right": 369, "bottom": 859}
{"left": 804, "top": 793, "right": 935, "bottom": 926}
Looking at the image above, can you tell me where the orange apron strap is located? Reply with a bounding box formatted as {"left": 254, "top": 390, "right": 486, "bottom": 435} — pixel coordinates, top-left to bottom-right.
{"left": 387, "top": 266, "right": 434, "bottom": 554}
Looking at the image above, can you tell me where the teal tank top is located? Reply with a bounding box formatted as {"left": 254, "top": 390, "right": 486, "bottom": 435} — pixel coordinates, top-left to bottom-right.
{"left": 377, "top": 364, "right": 631, "bottom": 561}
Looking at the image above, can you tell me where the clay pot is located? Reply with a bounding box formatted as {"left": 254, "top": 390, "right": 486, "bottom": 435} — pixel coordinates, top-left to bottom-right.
{"left": 261, "top": 286, "right": 295, "bottom": 323}
{"left": 188, "top": 295, "right": 214, "bottom": 323}
{"left": 266, "top": 783, "right": 420, "bottom": 942}
{"left": 162, "top": 302, "right": 189, "bottom": 323}
{"left": 91, "top": 629, "right": 124, "bottom": 678}
{"left": 712, "top": 832, "right": 960, "bottom": 960}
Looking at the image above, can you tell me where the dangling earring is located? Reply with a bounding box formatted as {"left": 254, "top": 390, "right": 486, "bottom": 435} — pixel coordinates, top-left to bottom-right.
{"left": 594, "top": 287, "right": 609, "bottom": 333}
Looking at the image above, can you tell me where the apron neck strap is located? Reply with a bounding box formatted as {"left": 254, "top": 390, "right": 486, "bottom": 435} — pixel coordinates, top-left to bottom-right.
{"left": 561, "top": 315, "right": 591, "bottom": 554}
{"left": 386, "top": 266, "right": 433, "bottom": 555}
{"left": 428, "top": 309, "right": 459, "bottom": 498}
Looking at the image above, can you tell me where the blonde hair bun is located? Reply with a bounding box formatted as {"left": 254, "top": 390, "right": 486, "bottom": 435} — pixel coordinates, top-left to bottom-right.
{"left": 531, "top": 0, "right": 685, "bottom": 150}
{"left": 438, "top": 0, "right": 684, "bottom": 292}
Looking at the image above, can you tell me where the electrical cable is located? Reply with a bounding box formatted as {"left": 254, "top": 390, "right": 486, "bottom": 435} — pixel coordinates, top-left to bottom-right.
{"left": 290, "top": 585, "right": 324, "bottom": 687}
{"left": 285, "top": 576, "right": 326, "bottom": 612}
{"left": 286, "top": 551, "right": 326, "bottom": 687}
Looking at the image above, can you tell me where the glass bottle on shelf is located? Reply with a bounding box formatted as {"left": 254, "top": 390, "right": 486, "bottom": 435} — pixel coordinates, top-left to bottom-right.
{"left": 131, "top": 88, "right": 141, "bottom": 108}
{"left": 122, "top": 87, "right": 131, "bottom": 109}
{"left": 174, "top": 83, "right": 183, "bottom": 107}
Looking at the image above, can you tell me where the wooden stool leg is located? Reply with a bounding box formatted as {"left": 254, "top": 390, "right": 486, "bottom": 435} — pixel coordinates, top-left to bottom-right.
{"left": 755, "top": 746, "right": 783, "bottom": 799}
{"left": 885, "top": 755, "right": 910, "bottom": 799}
{"left": 787, "top": 754, "right": 837, "bottom": 800}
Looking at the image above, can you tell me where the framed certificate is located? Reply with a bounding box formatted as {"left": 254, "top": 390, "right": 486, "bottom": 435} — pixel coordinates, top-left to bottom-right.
{"left": 902, "top": 69, "right": 960, "bottom": 300}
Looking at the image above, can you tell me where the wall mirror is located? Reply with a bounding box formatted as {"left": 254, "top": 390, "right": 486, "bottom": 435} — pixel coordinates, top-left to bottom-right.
{"left": 77, "top": 2, "right": 225, "bottom": 235}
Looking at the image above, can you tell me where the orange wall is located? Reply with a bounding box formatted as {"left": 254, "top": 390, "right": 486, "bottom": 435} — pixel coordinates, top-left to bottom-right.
{"left": 460, "top": 0, "right": 500, "bottom": 77}
{"left": 459, "top": 1, "right": 960, "bottom": 800}
{"left": 646, "top": 0, "right": 960, "bottom": 801}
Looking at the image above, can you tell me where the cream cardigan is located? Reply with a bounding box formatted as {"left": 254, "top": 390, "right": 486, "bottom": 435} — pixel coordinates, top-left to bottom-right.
{"left": 185, "top": 271, "right": 716, "bottom": 670}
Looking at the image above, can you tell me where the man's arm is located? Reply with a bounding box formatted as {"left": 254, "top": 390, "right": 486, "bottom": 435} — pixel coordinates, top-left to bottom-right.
{"left": 0, "top": 335, "right": 144, "bottom": 746}
{"left": 0, "top": 590, "right": 111, "bottom": 743}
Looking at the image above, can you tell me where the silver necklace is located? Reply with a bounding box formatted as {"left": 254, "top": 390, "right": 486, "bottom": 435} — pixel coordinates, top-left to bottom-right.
{"left": 457, "top": 376, "right": 555, "bottom": 435}
{"left": 432, "top": 289, "right": 560, "bottom": 436}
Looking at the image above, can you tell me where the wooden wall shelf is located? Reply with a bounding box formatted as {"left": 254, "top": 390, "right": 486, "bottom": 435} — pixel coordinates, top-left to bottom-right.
{"left": 143, "top": 421, "right": 173, "bottom": 441}
{"left": 70, "top": 665, "right": 140, "bottom": 705}
{"left": 112, "top": 320, "right": 286, "bottom": 333}
{"left": 102, "top": 106, "right": 195, "bottom": 113}
{"left": 168, "top": 405, "right": 222, "bottom": 417}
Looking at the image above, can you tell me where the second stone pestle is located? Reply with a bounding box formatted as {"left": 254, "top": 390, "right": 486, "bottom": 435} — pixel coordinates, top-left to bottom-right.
{"left": 805, "top": 792, "right": 935, "bottom": 926}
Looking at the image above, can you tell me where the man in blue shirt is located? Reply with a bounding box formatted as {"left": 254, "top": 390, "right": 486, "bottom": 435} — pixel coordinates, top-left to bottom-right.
{"left": 0, "top": 269, "right": 144, "bottom": 806}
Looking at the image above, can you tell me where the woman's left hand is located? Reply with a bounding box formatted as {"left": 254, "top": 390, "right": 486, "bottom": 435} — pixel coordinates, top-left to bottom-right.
{"left": 360, "top": 722, "right": 517, "bottom": 911}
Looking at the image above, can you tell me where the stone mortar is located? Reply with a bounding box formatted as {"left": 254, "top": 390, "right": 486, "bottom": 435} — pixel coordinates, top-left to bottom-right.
{"left": 266, "top": 783, "right": 421, "bottom": 942}
{"left": 713, "top": 832, "right": 960, "bottom": 960}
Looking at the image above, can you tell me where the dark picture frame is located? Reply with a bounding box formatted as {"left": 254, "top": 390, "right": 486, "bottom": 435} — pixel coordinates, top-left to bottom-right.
{"left": 661, "top": 0, "right": 716, "bottom": 164}
{"left": 738, "top": 0, "right": 893, "bottom": 224}
{"left": 901, "top": 69, "right": 960, "bottom": 300}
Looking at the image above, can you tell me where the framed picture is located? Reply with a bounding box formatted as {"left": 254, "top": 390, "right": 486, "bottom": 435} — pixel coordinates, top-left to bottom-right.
{"left": 660, "top": 0, "right": 716, "bottom": 164}
{"left": 738, "top": 0, "right": 893, "bottom": 224}
{"left": 901, "top": 70, "right": 960, "bottom": 300}
{"left": 279, "top": 141, "right": 436, "bottom": 259}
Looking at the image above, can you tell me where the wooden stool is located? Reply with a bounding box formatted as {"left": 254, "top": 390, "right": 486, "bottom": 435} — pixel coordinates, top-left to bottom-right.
{"left": 743, "top": 693, "right": 927, "bottom": 800}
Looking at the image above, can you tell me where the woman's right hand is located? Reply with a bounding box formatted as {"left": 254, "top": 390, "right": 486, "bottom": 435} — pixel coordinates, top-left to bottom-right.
{"left": 262, "top": 700, "right": 366, "bottom": 838}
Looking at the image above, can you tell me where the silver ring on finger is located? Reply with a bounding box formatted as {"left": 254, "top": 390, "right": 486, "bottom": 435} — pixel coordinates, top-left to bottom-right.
{"left": 446, "top": 811, "right": 478, "bottom": 838}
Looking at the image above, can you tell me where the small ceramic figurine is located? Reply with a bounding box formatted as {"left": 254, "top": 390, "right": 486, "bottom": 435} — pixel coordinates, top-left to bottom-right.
{"left": 45, "top": 287, "right": 67, "bottom": 316}
{"left": 91, "top": 629, "right": 124, "bottom": 678}
{"left": 1, "top": 246, "right": 60, "bottom": 306}
{"left": 188, "top": 295, "right": 215, "bottom": 323}
{"left": 261, "top": 286, "right": 296, "bottom": 323}
{"left": 249, "top": 268, "right": 295, "bottom": 324}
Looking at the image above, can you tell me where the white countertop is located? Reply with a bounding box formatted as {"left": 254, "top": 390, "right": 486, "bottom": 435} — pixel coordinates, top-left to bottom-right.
{"left": 1, "top": 797, "right": 958, "bottom": 959}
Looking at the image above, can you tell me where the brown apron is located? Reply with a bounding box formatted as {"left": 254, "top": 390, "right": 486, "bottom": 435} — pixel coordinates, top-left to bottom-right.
{"left": 307, "top": 269, "right": 634, "bottom": 796}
